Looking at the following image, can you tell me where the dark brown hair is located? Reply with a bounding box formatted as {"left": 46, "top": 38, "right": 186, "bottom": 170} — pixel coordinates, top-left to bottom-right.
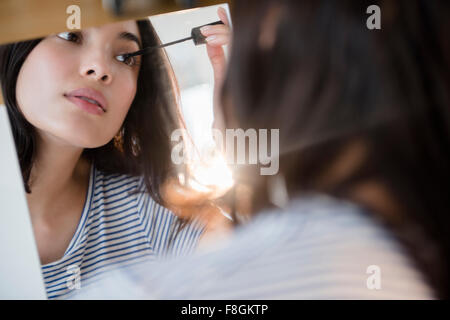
{"left": 222, "top": 0, "right": 450, "bottom": 298}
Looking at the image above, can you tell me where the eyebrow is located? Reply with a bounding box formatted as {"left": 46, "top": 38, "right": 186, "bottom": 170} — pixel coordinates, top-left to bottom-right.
{"left": 118, "top": 31, "right": 142, "bottom": 49}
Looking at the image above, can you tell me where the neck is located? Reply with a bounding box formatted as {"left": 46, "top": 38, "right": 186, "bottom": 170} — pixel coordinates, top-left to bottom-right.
{"left": 26, "top": 132, "right": 91, "bottom": 220}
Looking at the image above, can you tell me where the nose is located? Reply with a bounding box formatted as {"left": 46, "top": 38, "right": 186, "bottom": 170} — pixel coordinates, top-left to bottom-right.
{"left": 79, "top": 53, "right": 113, "bottom": 85}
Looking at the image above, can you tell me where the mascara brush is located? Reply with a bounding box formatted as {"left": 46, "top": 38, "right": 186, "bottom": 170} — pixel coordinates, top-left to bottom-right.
{"left": 117, "top": 20, "right": 224, "bottom": 62}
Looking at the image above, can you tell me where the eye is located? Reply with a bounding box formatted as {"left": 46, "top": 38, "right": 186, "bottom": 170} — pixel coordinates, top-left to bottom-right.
{"left": 116, "top": 54, "right": 140, "bottom": 67}
{"left": 57, "top": 31, "right": 82, "bottom": 43}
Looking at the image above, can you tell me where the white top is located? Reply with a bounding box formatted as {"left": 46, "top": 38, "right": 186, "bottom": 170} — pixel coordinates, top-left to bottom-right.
{"left": 41, "top": 165, "right": 204, "bottom": 299}
{"left": 72, "top": 194, "right": 434, "bottom": 299}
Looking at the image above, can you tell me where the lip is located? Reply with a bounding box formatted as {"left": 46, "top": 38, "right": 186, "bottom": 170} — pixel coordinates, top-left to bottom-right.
{"left": 64, "top": 88, "right": 107, "bottom": 115}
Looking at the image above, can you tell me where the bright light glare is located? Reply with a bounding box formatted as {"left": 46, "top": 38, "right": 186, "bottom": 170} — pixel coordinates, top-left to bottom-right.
{"left": 180, "top": 151, "right": 234, "bottom": 197}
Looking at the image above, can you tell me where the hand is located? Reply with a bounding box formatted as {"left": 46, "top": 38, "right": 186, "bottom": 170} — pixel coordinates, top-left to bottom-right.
{"left": 200, "top": 7, "right": 232, "bottom": 131}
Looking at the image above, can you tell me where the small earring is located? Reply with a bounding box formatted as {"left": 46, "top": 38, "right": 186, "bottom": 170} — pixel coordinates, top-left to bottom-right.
{"left": 131, "top": 135, "right": 141, "bottom": 156}
{"left": 113, "top": 128, "right": 124, "bottom": 152}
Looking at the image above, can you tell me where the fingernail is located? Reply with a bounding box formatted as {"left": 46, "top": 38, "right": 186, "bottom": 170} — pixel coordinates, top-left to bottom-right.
{"left": 200, "top": 26, "right": 210, "bottom": 35}
{"left": 206, "top": 35, "right": 217, "bottom": 42}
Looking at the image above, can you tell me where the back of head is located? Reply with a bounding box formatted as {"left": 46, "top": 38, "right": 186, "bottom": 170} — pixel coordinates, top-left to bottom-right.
{"left": 222, "top": 0, "right": 450, "bottom": 298}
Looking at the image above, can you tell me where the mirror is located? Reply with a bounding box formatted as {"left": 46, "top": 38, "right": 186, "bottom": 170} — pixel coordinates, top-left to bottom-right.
{"left": 0, "top": 3, "right": 233, "bottom": 194}
{"left": 0, "top": 2, "right": 233, "bottom": 299}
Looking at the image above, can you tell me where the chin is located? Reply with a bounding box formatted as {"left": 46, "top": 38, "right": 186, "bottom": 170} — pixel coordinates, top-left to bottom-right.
{"left": 50, "top": 127, "right": 113, "bottom": 149}
{"left": 71, "top": 135, "right": 112, "bottom": 149}
{"left": 64, "top": 120, "right": 116, "bottom": 146}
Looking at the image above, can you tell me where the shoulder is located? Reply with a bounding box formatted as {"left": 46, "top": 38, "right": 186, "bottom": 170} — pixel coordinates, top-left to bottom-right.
{"left": 95, "top": 171, "right": 205, "bottom": 255}
{"left": 155, "top": 194, "right": 435, "bottom": 299}
{"left": 267, "top": 195, "right": 435, "bottom": 298}
{"left": 93, "top": 168, "right": 143, "bottom": 197}
{"left": 74, "top": 194, "right": 435, "bottom": 299}
{"left": 91, "top": 168, "right": 166, "bottom": 224}
{"left": 237, "top": 194, "right": 435, "bottom": 299}
{"left": 93, "top": 167, "right": 204, "bottom": 235}
{"left": 87, "top": 167, "right": 142, "bottom": 210}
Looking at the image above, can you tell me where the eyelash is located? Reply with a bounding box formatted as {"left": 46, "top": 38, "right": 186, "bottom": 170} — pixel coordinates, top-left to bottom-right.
{"left": 56, "top": 31, "right": 140, "bottom": 67}
{"left": 57, "top": 31, "right": 82, "bottom": 43}
{"left": 116, "top": 54, "right": 140, "bottom": 67}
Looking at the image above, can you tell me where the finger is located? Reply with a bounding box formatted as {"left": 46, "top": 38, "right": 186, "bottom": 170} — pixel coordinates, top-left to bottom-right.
{"left": 205, "top": 33, "right": 230, "bottom": 46}
{"left": 206, "top": 45, "right": 226, "bottom": 80}
{"left": 217, "top": 7, "right": 230, "bottom": 26}
{"left": 200, "top": 25, "right": 230, "bottom": 37}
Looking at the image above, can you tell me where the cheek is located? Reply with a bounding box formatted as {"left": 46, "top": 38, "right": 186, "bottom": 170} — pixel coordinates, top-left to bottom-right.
{"left": 110, "top": 72, "right": 138, "bottom": 122}
{"left": 16, "top": 41, "right": 75, "bottom": 124}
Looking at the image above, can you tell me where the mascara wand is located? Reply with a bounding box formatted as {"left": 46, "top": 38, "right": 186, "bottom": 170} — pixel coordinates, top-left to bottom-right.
{"left": 117, "top": 20, "right": 225, "bottom": 62}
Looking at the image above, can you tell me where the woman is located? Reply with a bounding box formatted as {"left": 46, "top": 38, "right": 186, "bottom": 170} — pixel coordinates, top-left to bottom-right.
{"left": 0, "top": 10, "right": 231, "bottom": 299}
{"left": 75, "top": 0, "right": 449, "bottom": 299}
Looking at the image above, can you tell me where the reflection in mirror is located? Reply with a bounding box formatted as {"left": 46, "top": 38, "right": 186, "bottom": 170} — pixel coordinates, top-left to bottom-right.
{"left": 150, "top": 4, "right": 233, "bottom": 195}
{"left": 0, "top": 3, "right": 232, "bottom": 299}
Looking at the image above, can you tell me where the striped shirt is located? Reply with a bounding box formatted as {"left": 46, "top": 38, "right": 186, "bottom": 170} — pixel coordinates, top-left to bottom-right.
{"left": 73, "top": 194, "right": 434, "bottom": 299}
{"left": 42, "top": 164, "right": 204, "bottom": 299}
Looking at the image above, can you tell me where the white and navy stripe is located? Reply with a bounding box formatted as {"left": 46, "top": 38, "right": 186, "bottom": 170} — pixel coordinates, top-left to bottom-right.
{"left": 42, "top": 165, "right": 204, "bottom": 299}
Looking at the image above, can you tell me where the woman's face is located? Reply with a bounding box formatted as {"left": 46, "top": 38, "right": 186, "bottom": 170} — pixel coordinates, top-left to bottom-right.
{"left": 15, "top": 21, "right": 142, "bottom": 148}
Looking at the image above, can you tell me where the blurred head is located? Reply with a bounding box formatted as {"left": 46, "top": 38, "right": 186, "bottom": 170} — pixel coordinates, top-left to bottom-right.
{"left": 222, "top": 0, "right": 450, "bottom": 298}
{"left": 0, "top": 19, "right": 180, "bottom": 202}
